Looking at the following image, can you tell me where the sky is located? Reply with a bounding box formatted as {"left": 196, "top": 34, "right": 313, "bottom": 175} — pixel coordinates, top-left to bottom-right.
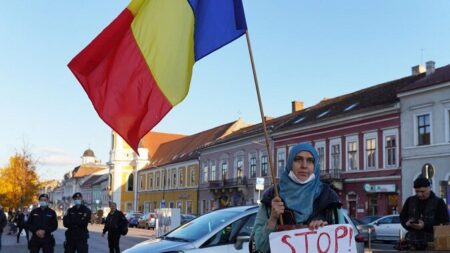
{"left": 1, "top": 0, "right": 450, "bottom": 181}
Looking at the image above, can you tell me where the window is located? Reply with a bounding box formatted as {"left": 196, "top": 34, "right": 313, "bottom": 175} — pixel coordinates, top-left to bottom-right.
{"left": 149, "top": 174, "right": 153, "bottom": 189}
{"left": 250, "top": 157, "right": 256, "bottom": 178}
{"left": 126, "top": 202, "right": 133, "bottom": 212}
{"left": 156, "top": 172, "right": 160, "bottom": 188}
{"left": 202, "top": 214, "right": 256, "bottom": 248}
{"left": 315, "top": 141, "right": 326, "bottom": 172}
{"left": 127, "top": 174, "right": 134, "bottom": 191}
{"left": 447, "top": 110, "right": 450, "bottom": 142}
{"left": 385, "top": 135, "right": 396, "bottom": 166}
{"left": 186, "top": 200, "right": 192, "bottom": 214}
{"left": 203, "top": 166, "right": 208, "bottom": 183}
{"left": 277, "top": 151, "right": 285, "bottom": 177}
{"left": 417, "top": 114, "right": 431, "bottom": 145}
{"left": 210, "top": 165, "right": 216, "bottom": 181}
{"left": 331, "top": 144, "right": 340, "bottom": 171}
{"left": 237, "top": 160, "right": 243, "bottom": 178}
{"left": 190, "top": 169, "right": 195, "bottom": 186}
{"left": 261, "top": 155, "right": 268, "bottom": 177}
{"left": 366, "top": 139, "right": 376, "bottom": 168}
{"left": 179, "top": 169, "right": 184, "bottom": 187}
{"left": 347, "top": 141, "right": 358, "bottom": 170}
{"left": 140, "top": 174, "right": 145, "bottom": 190}
{"left": 173, "top": 170, "right": 177, "bottom": 188}
{"left": 221, "top": 161, "right": 228, "bottom": 180}
{"left": 167, "top": 170, "right": 171, "bottom": 188}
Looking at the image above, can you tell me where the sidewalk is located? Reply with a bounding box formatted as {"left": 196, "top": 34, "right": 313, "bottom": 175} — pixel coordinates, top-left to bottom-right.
{"left": 1, "top": 230, "right": 64, "bottom": 253}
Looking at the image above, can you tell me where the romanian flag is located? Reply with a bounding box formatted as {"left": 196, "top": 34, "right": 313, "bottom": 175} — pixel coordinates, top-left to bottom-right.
{"left": 68, "top": 0, "right": 247, "bottom": 152}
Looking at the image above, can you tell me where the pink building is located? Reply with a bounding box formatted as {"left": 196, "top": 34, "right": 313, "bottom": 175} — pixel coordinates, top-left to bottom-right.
{"left": 272, "top": 73, "right": 424, "bottom": 218}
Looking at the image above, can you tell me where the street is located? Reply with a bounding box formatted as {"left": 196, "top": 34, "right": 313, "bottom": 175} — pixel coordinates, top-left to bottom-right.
{"left": 1, "top": 221, "right": 154, "bottom": 253}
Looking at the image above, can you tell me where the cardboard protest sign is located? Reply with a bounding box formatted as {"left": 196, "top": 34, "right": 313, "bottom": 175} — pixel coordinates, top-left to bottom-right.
{"left": 269, "top": 224, "right": 357, "bottom": 253}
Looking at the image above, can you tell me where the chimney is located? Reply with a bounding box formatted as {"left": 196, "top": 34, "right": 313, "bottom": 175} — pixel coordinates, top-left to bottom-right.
{"left": 291, "top": 101, "right": 304, "bottom": 113}
{"left": 411, "top": 64, "right": 425, "bottom": 76}
{"left": 426, "top": 61, "right": 435, "bottom": 76}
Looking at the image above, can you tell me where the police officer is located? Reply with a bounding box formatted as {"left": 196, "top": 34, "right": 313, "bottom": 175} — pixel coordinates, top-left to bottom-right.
{"left": 63, "top": 192, "right": 92, "bottom": 253}
{"left": 27, "top": 194, "right": 58, "bottom": 253}
{"left": 102, "top": 202, "right": 127, "bottom": 253}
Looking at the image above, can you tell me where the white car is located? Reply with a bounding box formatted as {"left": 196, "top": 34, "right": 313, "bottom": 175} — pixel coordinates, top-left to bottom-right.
{"left": 124, "top": 205, "right": 365, "bottom": 253}
{"left": 369, "top": 214, "right": 407, "bottom": 241}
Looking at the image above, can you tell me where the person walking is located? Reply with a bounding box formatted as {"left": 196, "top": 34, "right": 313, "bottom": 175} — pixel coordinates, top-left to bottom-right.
{"left": 15, "top": 208, "right": 30, "bottom": 244}
{"left": 63, "top": 192, "right": 92, "bottom": 253}
{"left": 27, "top": 194, "right": 58, "bottom": 253}
{"left": 400, "top": 177, "right": 449, "bottom": 250}
{"left": 0, "top": 205, "right": 8, "bottom": 252}
{"left": 102, "top": 202, "right": 127, "bottom": 253}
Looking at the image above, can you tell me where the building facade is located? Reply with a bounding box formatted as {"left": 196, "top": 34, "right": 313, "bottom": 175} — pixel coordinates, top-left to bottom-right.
{"left": 399, "top": 62, "right": 450, "bottom": 205}
{"left": 272, "top": 72, "right": 426, "bottom": 218}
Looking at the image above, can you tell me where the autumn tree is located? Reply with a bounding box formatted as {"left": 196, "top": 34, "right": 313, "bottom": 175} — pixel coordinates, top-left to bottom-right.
{"left": 0, "top": 150, "right": 40, "bottom": 209}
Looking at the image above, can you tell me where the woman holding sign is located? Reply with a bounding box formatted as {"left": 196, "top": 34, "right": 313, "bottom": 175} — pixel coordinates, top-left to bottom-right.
{"left": 251, "top": 143, "right": 343, "bottom": 253}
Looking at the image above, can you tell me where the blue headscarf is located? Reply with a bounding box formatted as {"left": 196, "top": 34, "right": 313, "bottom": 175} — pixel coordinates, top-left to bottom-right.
{"left": 279, "top": 143, "right": 323, "bottom": 223}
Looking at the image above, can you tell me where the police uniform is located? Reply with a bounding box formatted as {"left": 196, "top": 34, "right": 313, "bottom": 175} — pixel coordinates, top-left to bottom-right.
{"left": 63, "top": 192, "right": 92, "bottom": 253}
{"left": 27, "top": 194, "right": 58, "bottom": 253}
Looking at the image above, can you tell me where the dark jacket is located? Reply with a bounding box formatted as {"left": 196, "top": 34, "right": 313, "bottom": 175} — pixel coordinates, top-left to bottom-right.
{"left": 27, "top": 207, "right": 58, "bottom": 238}
{"left": 400, "top": 191, "right": 449, "bottom": 242}
{"left": 63, "top": 204, "right": 92, "bottom": 240}
{"left": 103, "top": 210, "right": 127, "bottom": 235}
{"left": 261, "top": 183, "right": 342, "bottom": 226}
{"left": 0, "top": 210, "right": 7, "bottom": 233}
{"left": 14, "top": 212, "right": 28, "bottom": 228}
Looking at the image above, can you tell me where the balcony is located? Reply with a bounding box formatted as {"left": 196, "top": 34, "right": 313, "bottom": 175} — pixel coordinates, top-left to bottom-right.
{"left": 224, "top": 176, "right": 248, "bottom": 187}
{"left": 320, "top": 168, "right": 341, "bottom": 180}
{"left": 208, "top": 180, "right": 224, "bottom": 189}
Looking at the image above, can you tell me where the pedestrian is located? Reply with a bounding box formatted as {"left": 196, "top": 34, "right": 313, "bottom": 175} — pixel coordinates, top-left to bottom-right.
{"left": 250, "top": 143, "right": 344, "bottom": 253}
{"left": 400, "top": 176, "right": 449, "bottom": 250}
{"left": 0, "top": 205, "right": 8, "bottom": 252}
{"left": 102, "top": 202, "right": 127, "bottom": 253}
{"left": 27, "top": 194, "right": 58, "bottom": 253}
{"left": 15, "top": 208, "right": 30, "bottom": 244}
{"left": 63, "top": 192, "right": 92, "bottom": 253}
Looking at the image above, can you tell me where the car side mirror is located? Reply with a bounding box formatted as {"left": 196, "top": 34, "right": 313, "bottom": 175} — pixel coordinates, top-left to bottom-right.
{"left": 234, "top": 235, "right": 250, "bottom": 250}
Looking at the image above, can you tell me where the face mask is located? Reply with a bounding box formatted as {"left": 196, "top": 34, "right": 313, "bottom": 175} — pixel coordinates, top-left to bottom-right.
{"left": 39, "top": 201, "right": 48, "bottom": 207}
{"left": 74, "top": 199, "right": 82, "bottom": 206}
{"left": 288, "top": 170, "right": 316, "bottom": 184}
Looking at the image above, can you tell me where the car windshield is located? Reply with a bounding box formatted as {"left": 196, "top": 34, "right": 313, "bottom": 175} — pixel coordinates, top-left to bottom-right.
{"left": 163, "top": 209, "right": 241, "bottom": 242}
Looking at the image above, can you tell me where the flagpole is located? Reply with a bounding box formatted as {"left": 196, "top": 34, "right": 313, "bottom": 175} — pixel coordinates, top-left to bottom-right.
{"left": 245, "top": 31, "right": 282, "bottom": 214}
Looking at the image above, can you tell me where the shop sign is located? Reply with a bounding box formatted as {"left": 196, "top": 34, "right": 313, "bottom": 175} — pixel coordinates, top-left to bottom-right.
{"left": 364, "top": 183, "right": 396, "bottom": 193}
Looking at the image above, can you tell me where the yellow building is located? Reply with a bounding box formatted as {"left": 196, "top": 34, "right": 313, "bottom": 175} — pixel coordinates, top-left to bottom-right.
{"left": 138, "top": 119, "right": 247, "bottom": 215}
{"left": 108, "top": 131, "right": 184, "bottom": 212}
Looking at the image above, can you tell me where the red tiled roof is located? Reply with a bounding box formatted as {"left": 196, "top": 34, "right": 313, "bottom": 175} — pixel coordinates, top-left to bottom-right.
{"left": 400, "top": 64, "right": 450, "bottom": 93}
{"left": 72, "top": 165, "right": 105, "bottom": 178}
{"left": 80, "top": 175, "right": 102, "bottom": 188}
{"left": 143, "top": 120, "right": 245, "bottom": 169}
{"left": 277, "top": 72, "right": 425, "bottom": 131}
{"left": 140, "top": 132, "right": 186, "bottom": 157}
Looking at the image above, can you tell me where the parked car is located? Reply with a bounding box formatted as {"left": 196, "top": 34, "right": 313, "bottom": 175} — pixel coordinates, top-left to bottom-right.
{"left": 350, "top": 217, "right": 376, "bottom": 242}
{"left": 369, "top": 214, "right": 407, "bottom": 241}
{"left": 181, "top": 214, "right": 197, "bottom": 225}
{"left": 361, "top": 215, "right": 382, "bottom": 224}
{"left": 126, "top": 212, "right": 143, "bottom": 228}
{"left": 138, "top": 212, "right": 157, "bottom": 229}
{"left": 123, "top": 206, "right": 365, "bottom": 253}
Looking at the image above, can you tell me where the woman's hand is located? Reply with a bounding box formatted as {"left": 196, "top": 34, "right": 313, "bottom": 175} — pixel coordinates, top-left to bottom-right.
{"left": 267, "top": 196, "right": 285, "bottom": 229}
{"left": 308, "top": 219, "right": 328, "bottom": 230}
